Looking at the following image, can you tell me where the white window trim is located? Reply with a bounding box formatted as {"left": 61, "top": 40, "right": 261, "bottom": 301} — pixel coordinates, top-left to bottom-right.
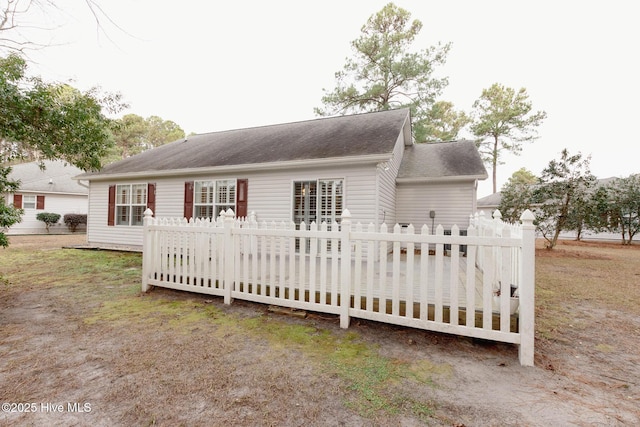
{"left": 292, "top": 178, "right": 345, "bottom": 254}
{"left": 193, "top": 179, "right": 236, "bottom": 219}
{"left": 318, "top": 179, "right": 344, "bottom": 225}
{"left": 22, "top": 194, "right": 36, "bottom": 209}
{"left": 291, "top": 178, "right": 345, "bottom": 226}
{"left": 115, "top": 183, "right": 147, "bottom": 226}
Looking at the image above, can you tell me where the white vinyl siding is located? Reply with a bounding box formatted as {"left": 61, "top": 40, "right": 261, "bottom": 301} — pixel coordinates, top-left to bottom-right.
{"left": 377, "top": 131, "right": 405, "bottom": 227}
{"left": 396, "top": 181, "right": 477, "bottom": 231}
{"left": 88, "top": 183, "right": 143, "bottom": 246}
{"left": 6, "top": 192, "right": 87, "bottom": 235}
{"left": 86, "top": 164, "right": 378, "bottom": 248}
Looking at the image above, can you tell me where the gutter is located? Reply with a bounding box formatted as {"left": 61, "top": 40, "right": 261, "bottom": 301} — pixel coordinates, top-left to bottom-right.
{"left": 396, "top": 174, "right": 488, "bottom": 184}
{"left": 14, "top": 189, "right": 88, "bottom": 196}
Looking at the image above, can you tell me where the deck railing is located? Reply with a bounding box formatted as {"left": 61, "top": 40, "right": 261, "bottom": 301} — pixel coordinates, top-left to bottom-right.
{"left": 142, "top": 208, "right": 536, "bottom": 366}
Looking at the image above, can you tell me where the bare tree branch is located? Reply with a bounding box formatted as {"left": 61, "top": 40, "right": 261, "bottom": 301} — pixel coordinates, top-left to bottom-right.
{"left": 0, "top": 0, "right": 135, "bottom": 54}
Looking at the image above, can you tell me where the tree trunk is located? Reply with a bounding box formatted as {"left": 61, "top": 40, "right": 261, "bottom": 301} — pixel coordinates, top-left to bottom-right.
{"left": 492, "top": 136, "right": 499, "bottom": 193}
{"left": 550, "top": 194, "right": 571, "bottom": 249}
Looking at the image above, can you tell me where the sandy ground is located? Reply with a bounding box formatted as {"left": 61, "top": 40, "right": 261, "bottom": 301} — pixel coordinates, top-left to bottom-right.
{"left": 1, "top": 234, "right": 639, "bottom": 426}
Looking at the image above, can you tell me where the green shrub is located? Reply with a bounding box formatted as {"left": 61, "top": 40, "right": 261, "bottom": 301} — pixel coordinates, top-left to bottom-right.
{"left": 36, "top": 212, "right": 61, "bottom": 233}
{"left": 63, "top": 214, "right": 87, "bottom": 232}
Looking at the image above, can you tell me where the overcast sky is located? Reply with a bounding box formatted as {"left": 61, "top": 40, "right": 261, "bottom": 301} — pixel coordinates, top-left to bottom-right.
{"left": 23, "top": 0, "right": 640, "bottom": 197}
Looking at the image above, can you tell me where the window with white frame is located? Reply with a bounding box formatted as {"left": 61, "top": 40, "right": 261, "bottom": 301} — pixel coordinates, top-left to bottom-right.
{"left": 194, "top": 179, "right": 236, "bottom": 219}
{"left": 293, "top": 179, "right": 344, "bottom": 251}
{"left": 22, "top": 195, "right": 36, "bottom": 209}
{"left": 116, "top": 184, "right": 147, "bottom": 226}
{"left": 293, "top": 179, "right": 343, "bottom": 226}
{"left": 293, "top": 181, "right": 317, "bottom": 226}
{"left": 319, "top": 179, "right": 343, "bottom": 225}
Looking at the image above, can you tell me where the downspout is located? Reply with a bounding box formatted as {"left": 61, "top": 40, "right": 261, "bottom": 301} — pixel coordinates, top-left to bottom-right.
{"left": 375, "top": 166, "right": 380, "bottom": 228}
{"left": 374, "top": 165, "right": 381, "bottom": 263}
{"left": 472, "top": 179, "right": 478, "bottom": 216}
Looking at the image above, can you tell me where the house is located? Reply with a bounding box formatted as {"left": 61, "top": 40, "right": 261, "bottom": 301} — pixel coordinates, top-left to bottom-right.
{"left": 75, "top": 109, "right": 487, "bottom": 249}
{"left": 477, "top": 191, "right": 502, "bottom": 216}
{"left": 477, "top": 177, "right": 623, "bottom": 240}
{"left": 4, "top": 160, "right": 88, "bottom": 234}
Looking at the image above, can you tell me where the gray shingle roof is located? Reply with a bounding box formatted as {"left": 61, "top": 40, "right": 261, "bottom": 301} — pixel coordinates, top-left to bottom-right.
{"left": 8, "top": 160, "right": 88, "bottom": 194}
{"left": 477, "top": 191, "right": 502, "bottom": 207}
{"left": 397, "top": 140, "right": 487, "bottom": 181}
{"left": 80, "top": 109, "right": 411, "bottom": 178}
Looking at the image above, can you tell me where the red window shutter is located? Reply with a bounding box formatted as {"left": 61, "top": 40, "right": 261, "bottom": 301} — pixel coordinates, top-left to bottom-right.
{"left": 236, "top": 179, "right": 248, "bottom": 218}
{"left": 147, "top": 183, "right": 156, "bottom": 216}
{"left": 13, "top": 194, "right": 22, "bottom": 209}
{"left": 107, "top": 185, "right": 116, "bottom": 226}
{"left": 36, "top": 195, "right": 45, "bottom": 210}
{"left": 184, "top": 181, "right": 194, "bottom": 220}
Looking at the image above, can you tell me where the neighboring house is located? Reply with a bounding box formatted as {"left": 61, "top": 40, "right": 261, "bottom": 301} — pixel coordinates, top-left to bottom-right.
{"left": 477, "top": 191, "right": 502, "bottom": 216}
{"left": 477, "top": 177, "right": 623, "bottom": 240}
{"left": 75, "top": 109, "right": 488, "bottom": 248}
{"left": 4, "top": 160, "right": 88, "bottom": 234}
{"left": 477, "top": 177, "right": 620, "bottom": 215}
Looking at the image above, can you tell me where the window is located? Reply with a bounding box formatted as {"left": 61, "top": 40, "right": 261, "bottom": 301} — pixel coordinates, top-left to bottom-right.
{"left": 193, "top": 179, "right": 236, "bottom": 219}
{"left": 293, "top": 179, "right": 343, "bottom": 226}
{"left": 13, "top": 194, "right": 44, "bottom": 210}
{"left": 293, "top": 179, "right": 344, "bottom": 251}
{"left": 115, "top": 184, "right": 147, "bottom": 226}
{"left": 194, "top": 181, "right": 214, "bottom": 219}
{"left": 293, "top": 181, "right": 317, "bottom": 225}
{"left": 23, "top": 195, "right": 36, "bottom": 209}
{"left": 319, "top": 179, "right": 343, "bottom": 225}
{"left": 216, "top": 180, "right": 236, "bottom": 213}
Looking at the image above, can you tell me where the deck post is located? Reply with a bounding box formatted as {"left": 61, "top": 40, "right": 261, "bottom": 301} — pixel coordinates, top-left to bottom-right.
{"left": 142, "top": 208, "right": 154, "bottom": 293}
{"left": 340, "top": 209, "right": 352, "bottom": 329}
{"left": 519, "top": 209, "right": 536, "bottom": 366}
{"left": 223, "top": 208, "right": 235, "bottom": 305}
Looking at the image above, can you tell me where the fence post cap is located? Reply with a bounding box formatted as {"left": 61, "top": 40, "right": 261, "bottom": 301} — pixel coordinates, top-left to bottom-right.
{"left": 520, "top": 209, "right": 535, "bottom": 225}
{"left": 492, "top": 209, "right": 502, "bottom": 220}
{"left": 341, "top": 208, "right": 352, "bottom": 221}
{"left": 225, "top": 208, "right": 235, "bottom": 218}
{"left": 144, "top": 208, "right": 153, "bottom": 217}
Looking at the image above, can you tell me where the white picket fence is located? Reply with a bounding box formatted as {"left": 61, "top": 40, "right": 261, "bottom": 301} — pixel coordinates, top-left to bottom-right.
{"left": 142, "top": 208, "right": 536, "bottom": 366}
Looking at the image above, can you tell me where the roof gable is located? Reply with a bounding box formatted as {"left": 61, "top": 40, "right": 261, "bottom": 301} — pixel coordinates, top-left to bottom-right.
{"left": 83, "top": 109, "right": 411, "bottom": 178}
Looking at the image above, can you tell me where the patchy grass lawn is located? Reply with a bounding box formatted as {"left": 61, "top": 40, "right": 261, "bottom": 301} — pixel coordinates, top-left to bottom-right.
{"left": 1, "top": 235, "right": 639, "bottom": 426}
{"left": 535, "top": 239, "right": 640, "bottom": 341}
{"left": 0, "top": 236, "right": 446, "bottom": 425}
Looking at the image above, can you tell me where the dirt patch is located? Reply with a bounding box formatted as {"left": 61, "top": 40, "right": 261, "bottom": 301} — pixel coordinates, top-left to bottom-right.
{"left": 2, "top": 233, "right": 87, "bottom": 250}
{"left": 536, "top": 238, "right": 639, "bottom": 260}
{"left": 535, "top": 248, "right": 612, "bottom": 260}
{"left": 1, "top": 235, "right": 639, "bottom": 425}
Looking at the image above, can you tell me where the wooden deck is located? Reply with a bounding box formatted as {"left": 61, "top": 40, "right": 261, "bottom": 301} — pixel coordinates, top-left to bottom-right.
{"left": 152, "top": 251, "right": 519, "bottom": 333}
